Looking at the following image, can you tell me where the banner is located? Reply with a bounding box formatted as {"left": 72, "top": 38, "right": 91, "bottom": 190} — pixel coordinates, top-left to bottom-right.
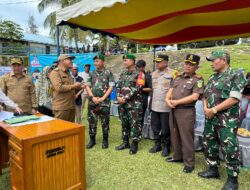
{"left": 29, "top": 53, "right": 96, "bottom": 81}
{"left": 0, "top": 66, "right": 12, "bottom": 76}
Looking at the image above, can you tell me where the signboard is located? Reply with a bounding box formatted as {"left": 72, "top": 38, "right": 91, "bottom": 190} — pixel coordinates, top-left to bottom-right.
{"left": 0, "top": 66, "right": 12, "bottom": 76}
{"left": 29, "top": 53, "right": 96, "bottom": 81}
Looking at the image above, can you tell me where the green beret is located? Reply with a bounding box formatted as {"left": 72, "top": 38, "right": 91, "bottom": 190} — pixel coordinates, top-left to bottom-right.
{"left": 123, "top": 54, "right": 136, "bottom": 60}
{"left": 93, "top": 53, "right": 105, "bottom": 61}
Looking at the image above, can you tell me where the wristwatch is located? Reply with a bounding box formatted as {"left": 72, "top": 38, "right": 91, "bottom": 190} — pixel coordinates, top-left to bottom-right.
{"left": 212, "top": 107, "right": 217, "bottom": 114}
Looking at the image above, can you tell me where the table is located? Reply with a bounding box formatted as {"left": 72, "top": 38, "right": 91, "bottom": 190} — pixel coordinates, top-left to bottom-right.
{"left": 195, "top": 126, "right": 250, "bottom": 167}
{"left": 0, "top": 118, "right": 86, "bottom": 190}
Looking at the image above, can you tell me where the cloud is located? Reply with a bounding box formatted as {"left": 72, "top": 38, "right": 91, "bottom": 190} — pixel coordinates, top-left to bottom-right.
{"left": 0, "top": 1, "right": 57, "bottom": 36}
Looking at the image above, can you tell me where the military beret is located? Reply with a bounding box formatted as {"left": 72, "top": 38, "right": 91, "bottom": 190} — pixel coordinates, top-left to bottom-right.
{"left": 123, "top": 54, "right": 136, "bottom": 60}
{"left": 10, "top": 57, "right": 23, "bottom": 65}
{"left": 206, "top": 50, "right": 230, "bottom": 61}
{"left": 154, "top": 54, "right": 169, "bottom": 62}
{"left": 93, "top": 53, "right": 105, "bottom": 61}
{"left": 185, "top": 54, "right": 200, "bottom": 65}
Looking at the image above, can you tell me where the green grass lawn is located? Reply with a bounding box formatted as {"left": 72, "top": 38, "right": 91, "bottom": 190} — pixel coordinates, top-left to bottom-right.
{"left": 84, "top": 115, "right": 250, "bottom": 190}
{"left": 1, "top": 112, "right": 250, "bottom": 190}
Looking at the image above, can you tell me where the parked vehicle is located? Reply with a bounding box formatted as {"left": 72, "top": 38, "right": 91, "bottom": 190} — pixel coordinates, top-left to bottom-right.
{"left": 178, "top": 38, "right": 239, "bottom": 49}
{"left": 155, "top": 46, "right": 166, "bottom": 51}
{"left": 151, "top": 45, "right": 177, "bottom": 52}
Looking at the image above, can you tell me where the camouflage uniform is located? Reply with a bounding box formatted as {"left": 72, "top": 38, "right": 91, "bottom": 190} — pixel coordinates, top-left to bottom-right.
{"left": 116, "top": 68, "right": 144, "bottom": 142}
{"left": 86, "top": 68, "right": 115, "bottom": 137}
{"left": 203, "top": 67, "right": 246, "bottom": 177}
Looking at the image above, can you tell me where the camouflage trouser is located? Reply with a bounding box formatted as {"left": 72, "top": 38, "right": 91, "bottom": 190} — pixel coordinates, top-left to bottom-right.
{"left": 88, "top": 104, "right": 110, "bottom": 137}
{"left": 203, "top": 118, "right": 240, "bottom": 177}
{"left": 119, "top": 105, "right": 143, "bottom": 141}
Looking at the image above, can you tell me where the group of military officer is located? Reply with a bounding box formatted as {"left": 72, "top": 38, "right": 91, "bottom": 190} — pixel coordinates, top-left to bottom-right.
{"left": 82, "top": 51, "right": 245, "bottom": 190}
{"left": 0, "top": 50, "right": 246, "bottom": 190}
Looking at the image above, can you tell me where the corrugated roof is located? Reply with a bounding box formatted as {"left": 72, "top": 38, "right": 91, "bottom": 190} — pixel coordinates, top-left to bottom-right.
{"left": 23, "top": 33, "right": 84, "bottom": 48}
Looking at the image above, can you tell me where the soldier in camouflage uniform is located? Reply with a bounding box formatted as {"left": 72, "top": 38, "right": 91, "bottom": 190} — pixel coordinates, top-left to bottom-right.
{"left": 115, "top": 54, "right": 145, "bottom": 155}
{"left": 85, "top": 53, "right": 115, "bottom": 149}
{"left": 198, "top": 51, "right": 246, "bottom": 190}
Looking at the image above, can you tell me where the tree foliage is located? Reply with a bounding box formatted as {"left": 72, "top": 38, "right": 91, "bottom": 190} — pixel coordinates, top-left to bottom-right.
{"left": 27, "top": 15, "right": 39, "bottom": 34}
{"left": 0, "top": 20, "right": 24, "bottom": 40}
{"left": 37, "top": 0, "right": 142, "bottom": 52}
{"left": 38, "top": 0, "right": 88, "bottom": 49}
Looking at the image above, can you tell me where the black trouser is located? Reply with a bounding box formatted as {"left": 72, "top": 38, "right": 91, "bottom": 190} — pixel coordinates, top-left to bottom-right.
{"left": 38, "top": 105, "right": 54, "bottom": 117}
{"left": 151, "top": 111, "right": 170, "bottom": 146}
{"left": 141, "top": 98, "right": 148, "bottom": 128}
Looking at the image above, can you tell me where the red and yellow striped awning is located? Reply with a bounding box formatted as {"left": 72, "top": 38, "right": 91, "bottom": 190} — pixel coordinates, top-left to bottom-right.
{"left": 56, "top": 0, "right": 250, "bottom": 45}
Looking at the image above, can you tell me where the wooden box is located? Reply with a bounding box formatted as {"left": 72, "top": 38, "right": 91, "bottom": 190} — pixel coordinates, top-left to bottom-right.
{"left": 2, "top": 119, "right": 85, "bottom": 190}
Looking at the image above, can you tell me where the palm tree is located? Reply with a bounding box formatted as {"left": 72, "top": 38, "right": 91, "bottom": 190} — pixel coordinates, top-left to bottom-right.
{"left": 38, "top": 0, "right": 87, "bottom": 50}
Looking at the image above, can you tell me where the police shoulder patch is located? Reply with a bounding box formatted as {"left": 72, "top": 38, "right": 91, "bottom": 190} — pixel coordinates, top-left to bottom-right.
{"left": 173, "top": 70, "right": 179, "bottom": 79}
{"left": 197, "top": 80, "right": 203, "bottom": 88}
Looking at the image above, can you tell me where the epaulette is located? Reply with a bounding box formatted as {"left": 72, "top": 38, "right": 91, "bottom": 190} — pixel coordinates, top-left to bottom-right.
{"left": 173, "top": 70, "right": 179, "bottom": 79}
{"left": 175, "top": 73, "right": 181, "bottom": 78}
{"left": 194, "top": 74, "right": 202, "bottom": 79}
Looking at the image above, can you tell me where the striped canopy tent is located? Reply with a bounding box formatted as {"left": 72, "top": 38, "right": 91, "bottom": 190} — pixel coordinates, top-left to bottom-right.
{"left": 56, "top": 0, "right": 250, "bottom": 45}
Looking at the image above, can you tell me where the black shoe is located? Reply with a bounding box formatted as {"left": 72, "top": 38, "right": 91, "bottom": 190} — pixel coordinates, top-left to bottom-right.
{"left": 183, "top": 166, "right": 194, "bottom": 173}
{"left": 149, "top": 142, "right": 162, "bottom": 153}
{"left": 115, "top": 142, "right": 130, "bottom": 151}
{"left": 166, "top": 157, "right": 183, "bottom": 163}
{"left": 198, "top": 167, "right": 220, "bottom": 179}
{"left": 86, "top": 136, "right": 96, "bottom": 149}
{"left": 129, "top": 141, "right": 138, "bottom": 155}
{"left": 222, "top": 176, "right": 238, "bottom": 190}
{"left": 102, "top": 135, "right": 109, "bottom": 149}
{"left": 161, "top": 146, "right": 170, "bottom": 157}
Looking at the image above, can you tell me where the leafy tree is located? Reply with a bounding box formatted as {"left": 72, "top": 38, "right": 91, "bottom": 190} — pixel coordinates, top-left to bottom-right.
{"left": 27, "top": 15, "right": 39, "bottom": 34}
{"left": 0, "top": 20, "right": 24, "bottom": 41}
{"left": 38, "top": 0, "right": 88, "bottom": 50}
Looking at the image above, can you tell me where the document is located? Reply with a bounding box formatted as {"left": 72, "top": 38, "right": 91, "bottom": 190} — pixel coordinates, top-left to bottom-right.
{"left": 0, "top": 111, "right": 14, "bottom": 121}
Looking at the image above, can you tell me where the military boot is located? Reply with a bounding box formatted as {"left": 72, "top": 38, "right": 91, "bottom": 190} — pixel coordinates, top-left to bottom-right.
{"left": 86, "top": 135, "right": 96, "bottom": 149}
{"left": 149, "top": 140, "right": 162, "bottom": 153}
{"left": 222, "top": 176, "right": 238, "bottom": 190}
{"left": 198, "top": 166, "right": 220, "bottom": 179}
{"left": 129, "top": 140, "right": 138, "bottom": 155}
{"left": 161, "top": 145, "right": 170, "bottom": 157}
{"left": 115, "top": 136, "right": 130, "bottom": 150}
{"left": 102, "top": 134, "right": 109, "bottom": 149}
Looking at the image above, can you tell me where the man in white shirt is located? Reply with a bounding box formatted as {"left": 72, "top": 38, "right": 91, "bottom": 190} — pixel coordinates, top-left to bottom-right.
{"left": 79, "top": 64, "right": 91, "bottom": 113}
{"left": 0, "top": 89, "right": 23, "bottom": 114}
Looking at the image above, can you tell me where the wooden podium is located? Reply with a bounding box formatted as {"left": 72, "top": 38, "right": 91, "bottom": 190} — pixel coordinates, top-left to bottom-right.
{"left": 0, "top": 119, "right": 86, "bottom": 190}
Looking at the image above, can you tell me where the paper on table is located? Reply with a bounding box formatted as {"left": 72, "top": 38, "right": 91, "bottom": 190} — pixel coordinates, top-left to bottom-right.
{"left": 0, "top": 111, "right": 14, "bottom": 121}
{"left": 9, "top": 115, "right": 55, "bottom": 127}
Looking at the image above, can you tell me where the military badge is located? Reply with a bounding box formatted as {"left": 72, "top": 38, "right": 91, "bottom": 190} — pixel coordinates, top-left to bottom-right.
{"left": 197, "top": 80, "right": 203, "bottom": 88}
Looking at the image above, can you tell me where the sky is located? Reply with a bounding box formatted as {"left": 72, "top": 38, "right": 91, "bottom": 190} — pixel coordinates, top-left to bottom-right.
{"left": 0, "top": 0, "right": 58, "bottom": 36}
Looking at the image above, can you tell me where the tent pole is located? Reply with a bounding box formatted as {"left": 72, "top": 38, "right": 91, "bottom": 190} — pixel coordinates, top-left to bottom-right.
{"left": 153, "top": 45, "right": 156, "bottom": 71}
{"left": 56, "top": 25, "right": 60, "bottom": 56}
